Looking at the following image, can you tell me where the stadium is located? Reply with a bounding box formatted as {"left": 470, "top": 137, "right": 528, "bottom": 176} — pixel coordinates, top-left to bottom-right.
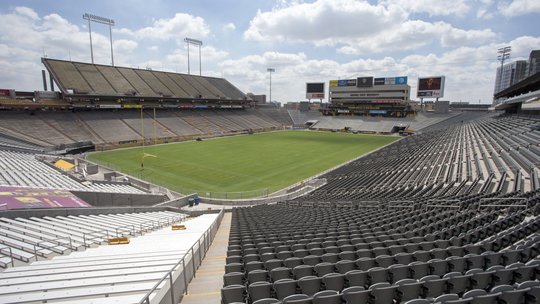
{"left": 1, "top": 3, "right": 540, "bottom": 304}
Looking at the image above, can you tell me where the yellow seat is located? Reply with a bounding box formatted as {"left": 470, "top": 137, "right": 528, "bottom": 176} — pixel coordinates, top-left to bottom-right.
{"left": 172, "top": 224, "right": 186, "bottom": 230}
{"left": 108, "top": 237, "right": 130, "bottom": 245}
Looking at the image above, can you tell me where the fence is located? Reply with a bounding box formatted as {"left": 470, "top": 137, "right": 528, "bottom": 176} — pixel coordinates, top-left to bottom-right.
{"left": 138, "top": 209, "right": 224, "bottom": 304}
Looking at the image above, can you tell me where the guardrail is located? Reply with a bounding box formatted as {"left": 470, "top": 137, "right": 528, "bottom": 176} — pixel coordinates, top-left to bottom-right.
{"left": 34, "top": 236, "right": 74, "bottom": 261}
{"left": 138, "top": 209, "right": 224, "bottom": 304}
{"left": 478, "top": 197, "right": 529, "bottom": 211}
{"left": 0, "top": 246, "right": 14, "bottom": 267}
{"left": 425, "top": 199, "right": 462, "bottom": 211}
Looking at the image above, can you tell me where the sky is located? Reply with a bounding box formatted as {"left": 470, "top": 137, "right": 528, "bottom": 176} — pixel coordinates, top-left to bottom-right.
{"left": 0, "top": 0, "right": 539, "bottom": 104}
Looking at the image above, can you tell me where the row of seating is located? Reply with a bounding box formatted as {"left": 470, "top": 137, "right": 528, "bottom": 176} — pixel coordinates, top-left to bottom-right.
{"left": 0, "top": 149, "right": 148, "bottom": 194}
{"left": 223, "top": 271, "right": 540, "bottom": 303}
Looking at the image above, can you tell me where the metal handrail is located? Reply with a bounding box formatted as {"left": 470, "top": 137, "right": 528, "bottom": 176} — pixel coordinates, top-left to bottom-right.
{"left": 425, "top": 199, "right": 462, "bottom": 210}
{"left": 478, "top": 197, "right": 528, "bottom": 211}
{"left": 0, "top": 246, "right": 14, "bottom": 267}
{"left": 33, "top": 236, "right": 74, "bottom": 261}
{"left": 138, "top": 209, "right": 224, "bottom": 304}
{"left": 82, "top": 229, "right": 110, "bottom": 248}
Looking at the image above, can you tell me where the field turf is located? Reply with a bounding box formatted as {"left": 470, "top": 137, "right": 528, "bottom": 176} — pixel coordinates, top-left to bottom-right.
{"left": 87, "top": 131, "right": 398, "bottom": 197}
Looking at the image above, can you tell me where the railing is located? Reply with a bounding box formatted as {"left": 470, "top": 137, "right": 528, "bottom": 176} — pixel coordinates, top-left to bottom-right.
{"left": 82, "top": 229, "right": 110, "bottom": 248}
{"left": 478, "top": 197, "right": 528, "bottom": 211}
{"left": 138, "top": 209, "right": 224, "bottom": 304}
{"left": 0, "top": 246, "right": 14, "bottom": 267}
{"left": 34, "top": 236, "right": 73, "bottom": 261}
{"left": 425, "top": 199, "right": 462, "bottom": 210}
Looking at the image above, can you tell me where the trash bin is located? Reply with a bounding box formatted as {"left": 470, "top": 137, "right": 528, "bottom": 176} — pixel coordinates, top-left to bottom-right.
{"left": 188, "top": 198, "right": 194, "bottom": 207}
{"left": 194, "top": 195, "right": 200, "bottom": 205}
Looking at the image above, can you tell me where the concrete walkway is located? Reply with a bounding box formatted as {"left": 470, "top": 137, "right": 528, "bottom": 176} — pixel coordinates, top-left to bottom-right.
{"left": 180, "top": 212, "right": 231, "bottom": 304}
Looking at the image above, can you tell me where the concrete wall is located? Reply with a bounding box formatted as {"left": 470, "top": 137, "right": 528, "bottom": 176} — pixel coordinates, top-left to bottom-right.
{"left": 0, "top": 206, "right": 178, "bottom": 219}
{"left": 72, "top": 191, "right": 167, "bottom": 207}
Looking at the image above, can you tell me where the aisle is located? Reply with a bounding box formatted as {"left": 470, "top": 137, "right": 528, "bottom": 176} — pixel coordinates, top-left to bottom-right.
{"left": 180, "top": 212, "right": 231, "bottom": 304}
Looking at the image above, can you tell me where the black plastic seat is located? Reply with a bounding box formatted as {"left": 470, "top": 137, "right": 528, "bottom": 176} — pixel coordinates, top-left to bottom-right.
{"left": 284, "top": 257, "right": 303, "bottom": 269}
{"left": 444, "top": 272, "right": 472, "bottom": 296}
{"left": 367, "top": 267, "right": 389, "bottom": 285}
{"left": 304, "top": 255, "right": 321, "bottom": 266}
{"left": 369, "top": 282, "right": 398, "bottom": 304}
{"left": 314, "top": 262, "right": 335, "bottom": 277}
{"left": 298, "top": 276, "right": 322, "bottom": 296}
{"left": 282, "top": 293, "right": 312, "bottom": 304}
{"left": 409, "top": 262, "right": 430, "bottom": 280}
{"left": 224, "top": 271, "right": 244, "bottom": 286}
{"left": 345, "top": 270, "right": 368, "bottom": 288}
{"left": 312, "top": 290, "right": 341, "bottom": 304}
{"left": 249, "top": 281, "right": 273, "bottom": 303}
{"left": 221, "top": 284, "right": 246, "bottom": 304}
{"left": 270, "top": 267, "right": 292, "bottom": 282}
{"left": 356, "top": 257, "right": 375, "bottom": 271}
{"left": 294, "top": 265, "right": 315, "bottom": 279}
{"left": 335, "top": 260, "right": 356, "bottom": 274}
{"left": 248, "top": 269, "right": 269, "bottom": 284}
{"left": 322, "top": 272, "right": 345, "bottom": 292}
{"left": 225, "top": 262, "right": 243, "bottom": 274}
{"left": 342, "top": 286, "right": 370, "bottom": 304}
{"left": 433, "top": 293, "right": 459, "bottom": 303}
{"left": 252, "top": 298, "right": 281, "bottom": 304}
{"left": 265, "top": 259, "right": 283, "bottom": 271}
{"left": 420, "top": 275, "right": 448, "bottom": 299}
{"left": 395, "top": 278, "right": 422, "bottom": 303}
{"left": 274, "top": 278, "right": 298, "bottom": 300}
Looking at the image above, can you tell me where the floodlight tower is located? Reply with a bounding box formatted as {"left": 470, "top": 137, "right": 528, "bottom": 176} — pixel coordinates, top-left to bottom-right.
{"left": 184, "top": 38, "right": 203, "bottom": 75}
{"left": 267, "top": 68, "right": 275, "bottom": 103}
{"left": 83, "top": 13, "right": 115, "bottom": 65}
{"left": 496, "top": 46, "right": 511, "bottom": 92}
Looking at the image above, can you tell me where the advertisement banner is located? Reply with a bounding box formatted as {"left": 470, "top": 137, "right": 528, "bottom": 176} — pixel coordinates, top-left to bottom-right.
{"left": 329, "top": 80, "right": 338, "bottom": 87}
{"left": 417, "top": 76, "right": 445, "bottom": 98}
{"left": 0, "top": 186, "right": 91, "bottom": 210}
{"left": 374, "top": 78, "right": 385, "bottom": 85}
{"left": 357, "top": 77, "right": 373, "bottom": 87}
{"left": 395, "top": 76, "right": 408, "bottom": 85}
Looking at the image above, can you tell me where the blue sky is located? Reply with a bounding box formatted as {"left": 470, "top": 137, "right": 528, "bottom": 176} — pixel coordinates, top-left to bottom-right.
{"left": 0, "top": 0, "right": 539, "bottom": 104}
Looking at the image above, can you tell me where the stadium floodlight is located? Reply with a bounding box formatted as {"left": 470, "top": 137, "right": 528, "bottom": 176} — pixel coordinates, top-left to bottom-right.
{"left": 184, "top": 38, "right": 203, "bottom": 75}
{"left": 83, "top": 13, "right": 115, "bottom": 66}
{"left": 267, "top": 68, "right": 275, "bottom": 103}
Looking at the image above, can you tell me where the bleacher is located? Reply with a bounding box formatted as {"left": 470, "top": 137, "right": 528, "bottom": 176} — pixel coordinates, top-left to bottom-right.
{"left": 221, "top": 114, "right": 540, "bottom": 304}
{"left": 0, "top": 211, "right": 223, "bottom": 304}
{"left": 302, "top": 114, "right": 540, "bottom": 202}
{"left": 311, "top": 112, "right": 460, "bottom": 134}
{"left": 0, "top": 150, "right": 147, "bottom": 194}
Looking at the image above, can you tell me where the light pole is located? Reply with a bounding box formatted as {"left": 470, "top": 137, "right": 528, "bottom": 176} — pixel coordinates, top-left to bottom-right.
{"left": 83, "top": 13, "right": 115, "bottom": 65}
{"left": 496, "top": 46, "right": 511, "bottom": 93}
{"left": 267, "top": 68, "right": 275, "bottom": 103}
{"left": 184, "top": 38, "right": 203, "bottom": 75}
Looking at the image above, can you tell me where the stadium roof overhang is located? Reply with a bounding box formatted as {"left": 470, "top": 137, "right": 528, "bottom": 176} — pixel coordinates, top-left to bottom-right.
{"left": 494, "top": 71, "right": 540, "bottom": 99}
{"left": 494, "top": 89, "right": 540, "bottom": 110}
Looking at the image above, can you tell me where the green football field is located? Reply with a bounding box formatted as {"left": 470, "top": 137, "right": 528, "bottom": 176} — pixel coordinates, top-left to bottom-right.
{"left": 87, "top": 131, "right": 398, "bottom": 197}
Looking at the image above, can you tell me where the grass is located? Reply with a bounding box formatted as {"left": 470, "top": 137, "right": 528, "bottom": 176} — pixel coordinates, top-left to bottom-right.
{"left": 87, "top": 131, "right": 398, "bottom": 197}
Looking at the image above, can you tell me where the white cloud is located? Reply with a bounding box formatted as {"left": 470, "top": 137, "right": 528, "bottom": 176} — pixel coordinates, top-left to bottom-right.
{"left": 114, "top": 39, "right": 138, "bottom": 53}
{"left": 0, "top": 7, "right": 139, "bottom": 89}
{"left": 499, "top": 0, "right": 540, "bottom": 17}
{"left": 244, "top": 0, "right": 407, "bottom": 45}
{"left": 218, "top": 35, "right": 540, "bottom": 104}
{"left": 148, "top": 45, "right": 159, "bottom": 51}
{"left": 244, "top": 0, "right": 495, "bottom": 54}
{"left": 381, "top": 0, "right": 471, "bottom": 16}
{"left": 222, "top": 22, "right": 236, "bottom": 32}
{"left": 14, "top": 6, "right": 39, "bottom": 20}
{"left": 121, "top": 13, "right": 210, "bottom": 43}
{"left": 337, "top": 20, "right": 496, "bottom": 55}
